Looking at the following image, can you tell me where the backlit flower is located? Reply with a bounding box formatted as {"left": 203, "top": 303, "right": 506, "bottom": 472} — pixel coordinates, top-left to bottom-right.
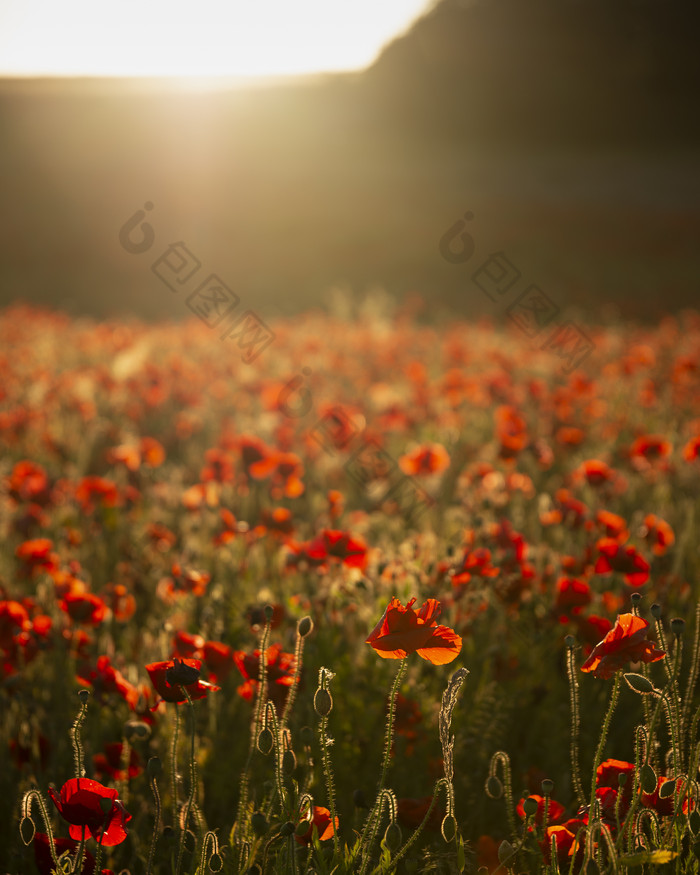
{"left": 146, "top": 658, "right": 219, "bottom": 707}
{"left": 48, "top": 777, "right": 131, "bottom": 845}
{"left": 366, "top": 597, "right": 462, "bottom": 664}
{"left": 581, "top": 613, "right": 665, "bottom": 679}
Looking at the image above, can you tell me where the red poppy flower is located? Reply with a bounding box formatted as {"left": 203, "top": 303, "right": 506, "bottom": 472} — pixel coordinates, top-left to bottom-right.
{"left": 202, "top": 640, "right": 236, "bottom": 682}
{"left": 596, "top": 510, "right": 629, "bottom": 542}
{"left": 683, "top": 435, "right": 700, "bottom": 462}
{"left": 517, "top": 794, "right": 565, "bottom": 826}
{"left": 93, "top": 742, "right": 142, "bottom": 782}
{"left": 596, "top": 759, "right": 635, "bottom": 805}
{"left": 157, "top": 563, "right": 210, "bottom": 602}
{"left": 642, "top": 514, "right": 675, "bottom": 556}
{"left": 77, "top": 655, "right": 141, "bottom": 710}
{"left": 541, "top": 821, "right": 585, "bottom": 869}
{"left": 554, "top": 578, "right": 592, "bottom": 615}
{"left": 594, "top": 538, "right": 650, "bottom": 587}
{"left": 60, "top": 592, "right": 107, "bottom": 626}
{"left": 629, "top": 434, "right": 671, "bottom": 464}
{"left": 75, "top": 476, "right": 120, "bottom": 513}
{"left": 576, "top": 459, "right": 615, "bottom": 487}
{"left": 7, "top": 460, "right": 50, "bottom": 504}
{"left": 399, "top": 443, "right": 450, "bottom": 476}
{"left": 295, "top": 806, "right": 339, "bottom": 845}
{"left": 172, "top": 630, "right": 205, "bottom": 659}
{"left": 15, "top": 538, "right": 59, "bottom": 574}
{"left": 146, "top": 658, "right": 219, "bottom": 707}
{"left": 233, "top": 644, "right": 295, "bottom": 714}
{"left": 305, "top": 529, "right": 368, "bottom": 571}
{"left": 495, "top": 405, "right": 528, "bottom": 459}
{"left": 366, "top": 597, "right": 462, "bottom": 664}
{"left": 48, "top": 777, "right": 131, "bottom": 845}
{"left": 200, "top": 448, "right": 236, "bottom": 484}
{"left": 581, "top": 613, "right": 665, "bottom": 679}
{"left": 450, "top": 548, "right": 499, "bottom": 588}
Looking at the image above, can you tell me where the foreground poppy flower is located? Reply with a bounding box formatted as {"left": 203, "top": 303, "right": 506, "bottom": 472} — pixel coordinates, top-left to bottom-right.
{"left": 581, "top": 613, "right": 665, "bottom": 679}
{"left": 294, "top": 805, "right": 339, "bottom": 845}
{"left": 366, "top": 598, "right": 462, "bottom": 664}
{"left": 48, "top": 777, "right": 131, "bottom": 845}
{"left": 145, "top": 658, "right": 219, "bottom": 707}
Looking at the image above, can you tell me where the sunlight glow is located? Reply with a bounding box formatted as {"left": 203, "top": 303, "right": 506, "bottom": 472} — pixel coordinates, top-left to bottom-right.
{"left": 0, "top": 0, "right": 432, "bottom": 78}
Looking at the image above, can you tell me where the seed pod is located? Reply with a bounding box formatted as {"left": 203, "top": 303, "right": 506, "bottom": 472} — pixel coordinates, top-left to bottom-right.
{"left": 314, "top": 687, "right": 333, "bottom": 717}
{"left": 298, "top": 616, "right": 313, "bottom": 637}
{"left": 384, "top": 822, "right": 402, "bottom": 851}
{"left": 282, "top": 748, "right": 297, "bottom": 775}
{"left": 485, "top": 776, "right": 503, "bottom": 799}
{"left": 257, "top": 727, "right": 274, "bottom": 755}
{"left": 640, "top": 763, "right": 657, "bottom": 794}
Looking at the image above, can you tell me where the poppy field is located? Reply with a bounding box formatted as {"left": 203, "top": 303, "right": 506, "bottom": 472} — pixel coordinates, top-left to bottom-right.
{"left": 3, "top": 301, "right": 700, "bottom": 874}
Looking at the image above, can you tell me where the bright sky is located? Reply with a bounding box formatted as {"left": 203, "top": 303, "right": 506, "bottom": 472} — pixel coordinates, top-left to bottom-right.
{"left": 0, "top": 0, "right": 432, "bottom": 78}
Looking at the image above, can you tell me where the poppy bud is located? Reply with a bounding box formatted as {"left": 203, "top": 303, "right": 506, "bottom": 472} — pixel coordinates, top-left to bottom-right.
{"left": 485, "top": 776, "right": 503, "bottom": 799}
{"left": 659, "top": 778, "right": 677, "bottom": 799}
{"left": 78, "top": 689, "right": 90, "bottom": 705}
{"left": 522, "top": 797, "right": 538, "bottom": 817}
{"left": 264, "top": 604, "right": 275, "bottom": 622}
{"left": 630, "top": 592, "right": 642, "bottom": 607}
{"left": 210, "top": 853, "right": 223, "bottom": 872}
{"left": 314, "top": 688, "right": 333, "bottom": 717}
{"left": 640, "top": 763, "right": 657, "bottom": 794}
{"left": 251, "top": 811, "right": 268, "bottom": 836}
{"left": 564, "top": 635, "right": 576, "bottom": 650}
{"left": 166, "top": 658, "right": 200, "bottom": 687}
{"left": 280, "top": 821, "right": 296, "bottom": 837}
{"left": 147, "top": 756, "right": 162, "bottom": 780}
{"left": 298, "top": 616, "right": 313, "bottom": 638}
{"left": 617, "top": 772, "right": 628, "bottom": 787}
{"left": 651, "top": 603, "right": 662, "bottom": 620}
{"left": 19, "top": 817, "right": 35, "bottom": 846}
{"left": 689, "top": 809, "right": 700, "bottom": 835}
{"left": 624, "top": 673, "right": 655, "bottom": 694}
{"left": 541, "top": 779, "right": 554, "bottom": 796}
{"left": 671, "top": 617, "right": 685, "bottom": 638}
{"left": 300, "top": 726, "right": 314, "bottom": 746}
{"left": 441, "top": 814, "right": 457, "bottom": 843}
{"left": 282, "top": 748, "right": 297, "bottom": 775}
{"left": 384, "top": 822, "right": 402, "bottom": 851}
{"left": 257, "top": 727, "right": 274, "bottom": 756}
{"left": 163, "top": 825, "right": 176, "bottom": 842}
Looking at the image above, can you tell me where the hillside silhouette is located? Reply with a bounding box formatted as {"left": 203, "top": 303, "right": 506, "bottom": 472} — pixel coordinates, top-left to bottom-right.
{"left": 1, "top": 0, "right": 698, "bottom": 322}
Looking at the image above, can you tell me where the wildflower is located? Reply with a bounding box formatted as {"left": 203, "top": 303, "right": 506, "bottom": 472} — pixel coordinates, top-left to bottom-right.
{"left": 554, "top": 578, "right": 592, "bottom": 615}
{"left": 60, "top": 592, "right": 107, "bottom": 626}
{"left": 581, "top": 613, "right": 665, "bottom": 679}
{"left": 366, "top": 597, "right": 462, "bottom": 664}
{"left": 233, "top": 644, "right": 295, "bottom": 715}
{"left": 33, "top": 832, "right": 98, "bottom": 875}
{"left": 146, "top": 658, "right": 219, "bottom": 707}
{"left": 48, "top": 777, "right": 131, "bottom": 845}
{"left": 399, "top": 443, "right": 450, "bottom": 476}
{"left": 304, "top": 529, "right": 368, "bottom": 571}
{"left": 594, "top": 538, "right": 650, "bottom": 587}
{"left": 77, "top": 655, "right": 141, "bottom": 710}
{"left": 641, "top": 514, "right": 675, "bottom": 556}
{"left": 93, "top": 742, "right": 142, "bottom": 782}
{"left": 294, "top": 805, "right": 339, "bottom": 845}
{"left": 517, "top": 794, "right": 565, "bottom": 826}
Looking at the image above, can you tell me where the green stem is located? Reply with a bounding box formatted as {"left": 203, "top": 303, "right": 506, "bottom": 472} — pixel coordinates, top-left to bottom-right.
{"left": 146, "top": 773, "right": 161, "bottom": 875}
{"left": 387, "top": 778, "right": 448, "bottom": 869}
{"left": 359, "top": 659, "right": 408, "bottom": 874}
{"left": 565, "top": 640, "right": 586, "bottom": 807}
{"left": 175, "top": 690, "right": 198, "bottom": 875}
{"left": 589, "top": 673, "right": 622, "bottom": 810}
{"left": 171, "top": 703, "right": 181, "bottom": 831}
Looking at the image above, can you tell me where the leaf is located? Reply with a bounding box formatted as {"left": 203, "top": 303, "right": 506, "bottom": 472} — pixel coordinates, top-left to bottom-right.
{"left": 457, "top": 835, "right": 466, "bottom": 872}
{"left": 618, "top": 850, "right": 678, "bottom": 865}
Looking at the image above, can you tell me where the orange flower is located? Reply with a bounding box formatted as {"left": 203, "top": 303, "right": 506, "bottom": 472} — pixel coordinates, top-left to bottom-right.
{"left": 581, "top": 613, "right": 665, "bottom": 679}
{"left": 366, "top": 597, "right": 462, "bottom": 664}
{"left": 577, "top": 459, "right": 615, "bottom": 487}
{"left": 295, "top": 806, "right": 338, "bottom": 845}
{"left": 399, "top": 443, "right": 450, "bottom": 476}
{"left": 594, "top": 538, "right": 650, "bottom": 587}
{"left": 642, "top": 514, "right": 675, "bottom": 556}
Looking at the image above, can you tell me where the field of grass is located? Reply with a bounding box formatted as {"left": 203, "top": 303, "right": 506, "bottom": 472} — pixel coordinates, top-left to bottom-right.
{"left": 2, "top": 301, "right": 700, "bottom": 874}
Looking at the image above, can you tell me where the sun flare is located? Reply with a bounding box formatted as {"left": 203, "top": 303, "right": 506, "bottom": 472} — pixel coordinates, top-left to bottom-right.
{"left": 0, "top": 0, "right": 430, "bottom": 78}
